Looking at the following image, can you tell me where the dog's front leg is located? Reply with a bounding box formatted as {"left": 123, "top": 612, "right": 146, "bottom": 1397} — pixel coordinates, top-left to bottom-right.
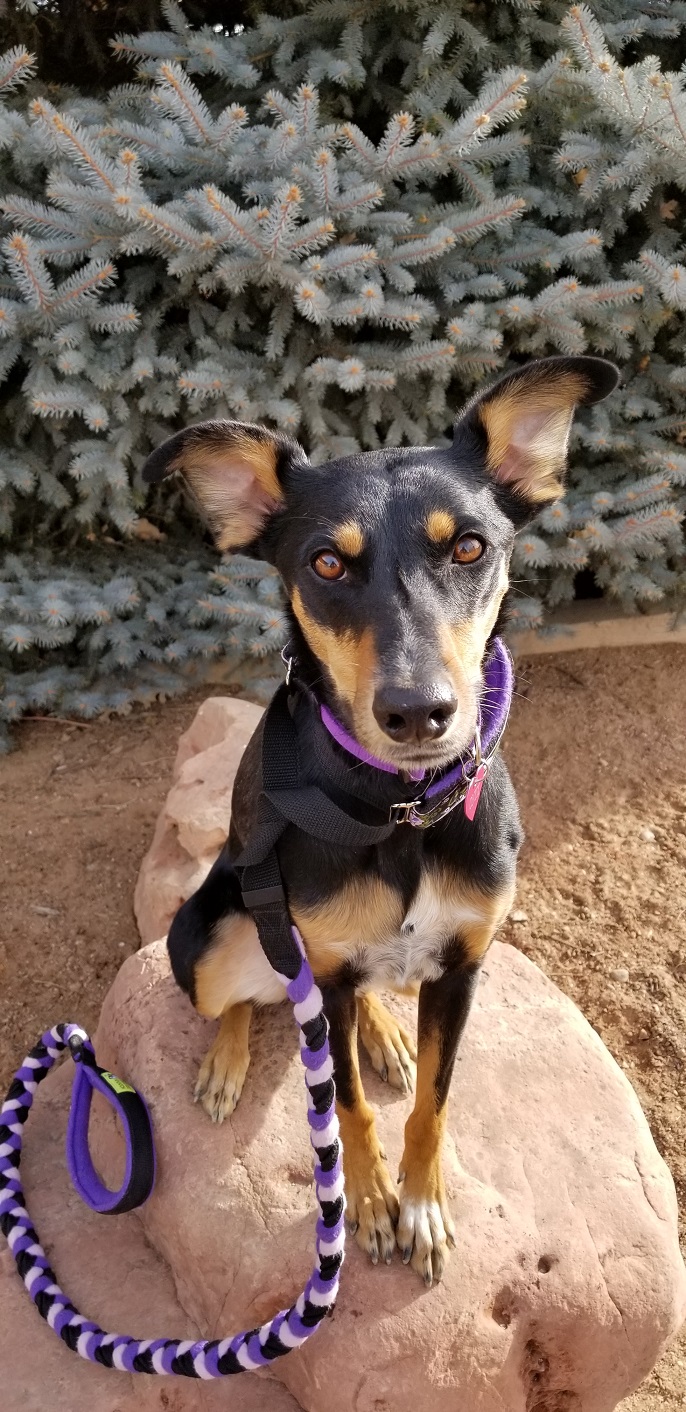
{"left": 323, "top": 984, "right": 398, "bottom": 1265}
{"left": 397, "top": 963, "right": 479, "bottom": 1286}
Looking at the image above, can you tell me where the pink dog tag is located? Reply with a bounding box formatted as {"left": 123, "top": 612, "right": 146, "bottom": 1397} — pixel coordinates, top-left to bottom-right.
{"left": 464, "top": 762, "right": 487, "bottom": 821}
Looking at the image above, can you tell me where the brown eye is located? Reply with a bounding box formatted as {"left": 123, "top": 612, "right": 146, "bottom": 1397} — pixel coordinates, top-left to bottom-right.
{"left": 453, "top": 534, "right": 485, "bottom": 565}
{"left": 312, "top": 550, "right": 346, "bottom": 580}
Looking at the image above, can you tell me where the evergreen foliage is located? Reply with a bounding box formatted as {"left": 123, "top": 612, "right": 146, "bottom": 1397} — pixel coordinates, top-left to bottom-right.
{"left": 1, "top": 0, "right": 685, "bottom": 748}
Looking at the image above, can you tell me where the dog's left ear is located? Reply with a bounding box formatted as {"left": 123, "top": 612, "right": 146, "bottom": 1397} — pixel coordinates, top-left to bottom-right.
{"left": 142, "top": 419, "right": 307, "bottom": 550}
{"left": 456, "top": 355, "right": 619, "bottom": 510}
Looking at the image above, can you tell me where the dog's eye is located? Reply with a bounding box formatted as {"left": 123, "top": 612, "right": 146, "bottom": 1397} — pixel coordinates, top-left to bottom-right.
{"left": 453, "top": 535, "right": 485, "bottom": 565}
{"left": 312, "top": 550, "right": 346, "bottom": 580}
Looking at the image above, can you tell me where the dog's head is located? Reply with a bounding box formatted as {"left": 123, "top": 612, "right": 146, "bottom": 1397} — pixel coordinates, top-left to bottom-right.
{"left": 144, "top": 355, "right": 618, "bottom": 771}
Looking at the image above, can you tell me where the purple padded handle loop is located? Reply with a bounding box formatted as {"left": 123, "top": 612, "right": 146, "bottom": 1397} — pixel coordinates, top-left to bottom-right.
{"left": 66, "top": 1036, "right": 155, "bottom": 1214}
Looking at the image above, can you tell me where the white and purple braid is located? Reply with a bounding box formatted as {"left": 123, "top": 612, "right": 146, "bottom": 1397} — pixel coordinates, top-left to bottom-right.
{"left": 0, "top": 936, "right": 345, "bottom": 1377}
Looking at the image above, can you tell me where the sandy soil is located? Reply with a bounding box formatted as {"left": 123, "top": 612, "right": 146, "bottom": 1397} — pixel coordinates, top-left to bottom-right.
{"left": 1, "top": 643, "right": 685, "bottom": 1407}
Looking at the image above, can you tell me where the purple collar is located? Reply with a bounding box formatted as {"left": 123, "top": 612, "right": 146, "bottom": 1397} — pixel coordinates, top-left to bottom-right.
{"left": 320, "top": 705, "right": 427, "bottom": 782}
{"left": 319, "top": 637, "right": 513, "bottom": 829}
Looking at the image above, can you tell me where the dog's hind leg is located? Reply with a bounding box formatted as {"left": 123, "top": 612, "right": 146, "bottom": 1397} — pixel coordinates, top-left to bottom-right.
{"left": 194, "top": 1001, "right": 252, "bottom": 1123}
{"left": 357, "top": 992, "right": 417, "bottom": 1094}
{"left": 188, "top": 912, "right": 287, "bottom": 1122}
{"left": 168, "top": 845, "right": 287, "bottom": 1122}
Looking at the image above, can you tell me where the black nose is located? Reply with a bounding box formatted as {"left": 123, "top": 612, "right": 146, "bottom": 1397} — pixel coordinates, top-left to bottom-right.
{"left": 372, "top": 684, "right": 458, "bottom": 744}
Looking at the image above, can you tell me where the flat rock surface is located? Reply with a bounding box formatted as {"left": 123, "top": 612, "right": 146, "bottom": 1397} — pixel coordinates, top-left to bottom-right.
{"left": 5, "top": 937, "right": 679, "bottom": 1411}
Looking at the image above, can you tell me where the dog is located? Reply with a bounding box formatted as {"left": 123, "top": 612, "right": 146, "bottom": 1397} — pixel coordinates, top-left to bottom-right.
{"left": 143, "top": 354, "right": 618, "bottom": 1287}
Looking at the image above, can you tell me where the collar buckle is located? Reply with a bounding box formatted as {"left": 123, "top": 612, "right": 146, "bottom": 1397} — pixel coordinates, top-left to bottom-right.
{"left": 389, "top": 726, "right": 488, "bottom": 830}
{"left": 471, "top": 723, "right": 483, "bottom": 770}
{"left": 389, "top": 798, "right": 424, "bottom": 826}
{"left": 401, "top": 779, "right": 470, "bottom": 829}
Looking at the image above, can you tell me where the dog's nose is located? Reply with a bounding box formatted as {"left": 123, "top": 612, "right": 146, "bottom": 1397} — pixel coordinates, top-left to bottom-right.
{"left": 372, "top": 684, "right": 458, "bottom": 744}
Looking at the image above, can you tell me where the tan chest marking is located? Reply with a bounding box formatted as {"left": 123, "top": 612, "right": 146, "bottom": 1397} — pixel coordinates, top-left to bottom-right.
{"left": 292, "top": 871, "right": 514, "bottom": 989}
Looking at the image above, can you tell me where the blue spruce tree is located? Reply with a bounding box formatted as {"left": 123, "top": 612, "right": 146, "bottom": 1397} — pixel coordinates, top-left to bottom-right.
{"left": 1, "top": 2, "right": 685, "bottom": 748}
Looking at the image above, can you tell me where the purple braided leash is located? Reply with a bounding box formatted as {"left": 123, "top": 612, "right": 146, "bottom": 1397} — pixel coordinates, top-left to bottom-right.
{"left": 0, "top": 931, "right": 344, "bottom": 1377}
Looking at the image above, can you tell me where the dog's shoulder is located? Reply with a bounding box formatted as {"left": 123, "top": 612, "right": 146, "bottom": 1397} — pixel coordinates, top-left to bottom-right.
{"left": 229, "top": 713, "right": 265, "bottom": 851}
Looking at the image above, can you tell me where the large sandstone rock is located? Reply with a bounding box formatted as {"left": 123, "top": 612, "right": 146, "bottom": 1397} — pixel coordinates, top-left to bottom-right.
{"left": 134, "top": 696, "right": 262, "bottom": 944}
{"left": 3, "top": 939, "right": 684, "bottom": 1411}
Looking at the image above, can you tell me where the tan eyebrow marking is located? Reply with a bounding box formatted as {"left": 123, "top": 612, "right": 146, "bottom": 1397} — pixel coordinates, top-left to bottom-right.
{"left": 425, "top": 509, "right": 456, "bottom": 544}
{"left": 334, "top": 520, "right": 365, "bottom": 558}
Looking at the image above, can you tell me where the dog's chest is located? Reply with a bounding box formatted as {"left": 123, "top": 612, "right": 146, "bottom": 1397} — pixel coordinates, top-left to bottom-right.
{"left": 358, "top": 875, "right": 472, "bottom": 989}
{"left": 295, "top": 864, "right": 489, "bottom": 990}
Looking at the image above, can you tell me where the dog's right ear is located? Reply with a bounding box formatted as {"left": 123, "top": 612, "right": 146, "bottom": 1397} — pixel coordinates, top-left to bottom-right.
{"left": 455, "top": 355, "right": 619, "bottom": 514}
{"left": 142, "top": 420, "right": 307, "bottom": 550}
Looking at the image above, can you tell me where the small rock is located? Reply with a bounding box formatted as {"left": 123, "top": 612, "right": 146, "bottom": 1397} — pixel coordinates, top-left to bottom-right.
{"left": 30, "top": 904, "right": 60, "bottom": 917}
{"left": 511, "top": 909, "right": 528, "bottom": 923}
{"left": 610, "top": 968, "right": 630, "bottom": 983}
{"left": 639, "top": 827, "right": 656, "bottom": 842}
{"left": 639, "top": 1027, "right": 651, "bottom": 1041}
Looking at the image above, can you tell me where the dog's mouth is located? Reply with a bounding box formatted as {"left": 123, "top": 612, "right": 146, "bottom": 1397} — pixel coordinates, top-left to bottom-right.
{"left": 351, "top": 704, "right": 480, "bottom": 777}
{"left": 381, "top": 735, "right": 476, "bottom": 775}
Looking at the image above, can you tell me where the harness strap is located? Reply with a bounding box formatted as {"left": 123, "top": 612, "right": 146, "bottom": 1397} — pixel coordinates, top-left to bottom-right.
{"left": 238, "top": 846, "right": 298, "bottom": 980}
{"left": 262, "top": 686, "right": 396, "bottom": 844}
{"left": 264, "top": 784, "right": 395, "bottom": 847}
{"left": 235, "top": 685, "right": 396, "bottom": 981}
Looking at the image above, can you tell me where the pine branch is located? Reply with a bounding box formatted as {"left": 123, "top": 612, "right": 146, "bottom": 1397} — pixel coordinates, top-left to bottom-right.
{"left": 154, "top": 61, "right": 215, "bottom": 144}
{"left": 3, "top": 233, "right": 56, "bottom": 313}
{"left": 29, "top": 99, "right": 119, "bottom": 193}
{"left": 0, "top": 46, "right": 37, "bottom": 94}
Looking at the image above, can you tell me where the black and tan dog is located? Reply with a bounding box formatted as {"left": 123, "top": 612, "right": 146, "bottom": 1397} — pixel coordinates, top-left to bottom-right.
{"left": 143, "top": 354, "right": 618, "bottom": 1286}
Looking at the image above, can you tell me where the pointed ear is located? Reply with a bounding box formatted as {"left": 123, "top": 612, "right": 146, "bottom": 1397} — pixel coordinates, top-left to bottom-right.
{"left": 142, "top": 420, "right": 307, "bottom": 550}
{"left": 457, "top": 356, "right": 619, "bottom": 508}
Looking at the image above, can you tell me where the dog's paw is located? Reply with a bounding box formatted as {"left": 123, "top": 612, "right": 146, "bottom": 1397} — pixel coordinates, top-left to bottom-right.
{"left": 346, "top": 1154, "right": 399, "bottom": 1266}
{"left": 357, "top": 993, "right": 417, "bottom": 1094}
{"left": 194, "top": 1032, "right": 250, "bottom": 1124}
{"left": 396, "top": 1168, "right": 455, "bottom": 1287}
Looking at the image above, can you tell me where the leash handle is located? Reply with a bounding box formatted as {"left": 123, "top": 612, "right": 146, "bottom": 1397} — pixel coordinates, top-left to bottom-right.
{"left": 65, "top": 1030, "right": 155, "bottom": 1215}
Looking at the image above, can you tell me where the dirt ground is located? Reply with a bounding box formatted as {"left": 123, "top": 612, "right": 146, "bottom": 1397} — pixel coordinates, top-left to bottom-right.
{"left": 1, "top": 642, "right": 685, "bottom": 1407}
